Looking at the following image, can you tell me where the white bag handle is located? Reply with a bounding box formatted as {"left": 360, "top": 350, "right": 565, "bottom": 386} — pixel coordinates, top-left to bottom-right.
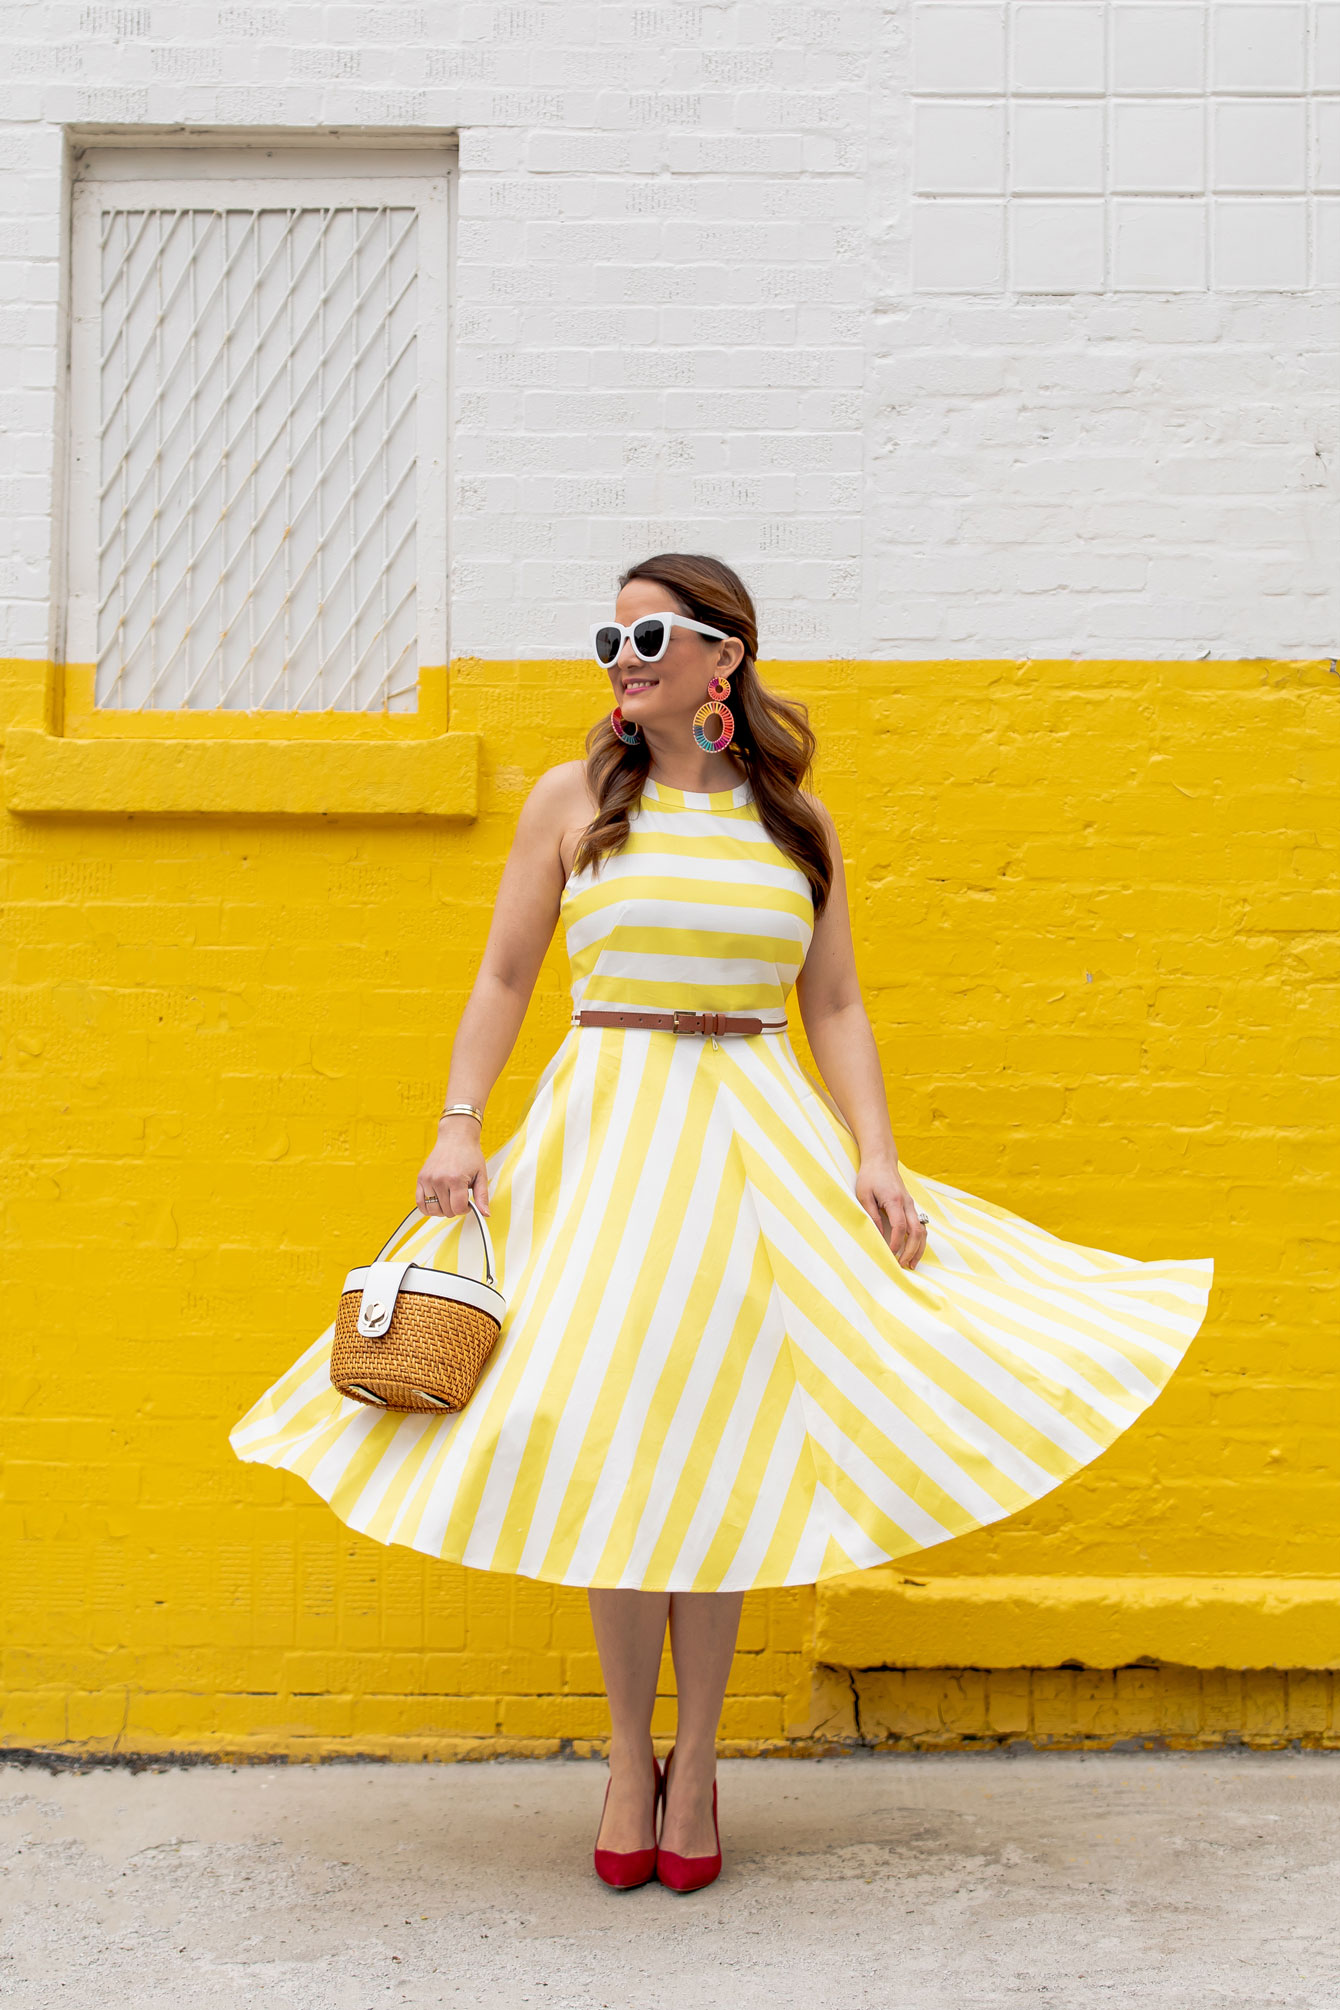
{"left": 374, "top": 1191, "right": 498, "bottom": 1290}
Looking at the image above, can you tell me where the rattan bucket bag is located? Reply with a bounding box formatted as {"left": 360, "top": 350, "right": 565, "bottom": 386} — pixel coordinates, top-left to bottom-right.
{"left": 330, "top": 1194, "right": 504, "bottom": 1413}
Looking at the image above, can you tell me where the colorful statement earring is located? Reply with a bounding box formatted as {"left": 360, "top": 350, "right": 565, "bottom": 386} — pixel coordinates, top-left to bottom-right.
{"left": 611, "top": 706, "right": 641, "bottom": 745}
{"left": 693, "top": 674, "right": 735, "bottom": 754}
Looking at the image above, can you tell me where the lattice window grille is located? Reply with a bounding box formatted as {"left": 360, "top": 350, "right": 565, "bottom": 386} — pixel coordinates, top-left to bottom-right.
{"left": 67, "top": 169, "right": 448, "bottom": 711}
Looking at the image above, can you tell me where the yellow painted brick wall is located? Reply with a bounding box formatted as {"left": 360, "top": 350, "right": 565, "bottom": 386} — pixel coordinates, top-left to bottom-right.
{"left": 820, "top": 1664, "right": 1340, "bottom": 1751}
{"left": 2, "top": 654, "right": 1335, "bottom": 1757}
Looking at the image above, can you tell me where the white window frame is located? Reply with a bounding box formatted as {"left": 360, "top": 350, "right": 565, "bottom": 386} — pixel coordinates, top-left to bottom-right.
{"left": 64, "top": 143, "right": 451, "bottom": 711}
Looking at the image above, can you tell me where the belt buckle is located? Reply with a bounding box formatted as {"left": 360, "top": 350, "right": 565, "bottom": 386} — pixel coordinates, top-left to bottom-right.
{"left": 672, "top": 1009, "right": 700, "bottom": 1034}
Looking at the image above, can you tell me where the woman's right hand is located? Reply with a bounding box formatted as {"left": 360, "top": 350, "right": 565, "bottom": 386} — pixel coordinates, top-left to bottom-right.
{"left": 415, "top": 1117, "right": 490, "bottom": 1218}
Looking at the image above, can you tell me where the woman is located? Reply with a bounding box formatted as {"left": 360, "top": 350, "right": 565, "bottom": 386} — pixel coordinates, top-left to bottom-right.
{"left": 231, "top": 553, "right": 1213, "bottom": 1893}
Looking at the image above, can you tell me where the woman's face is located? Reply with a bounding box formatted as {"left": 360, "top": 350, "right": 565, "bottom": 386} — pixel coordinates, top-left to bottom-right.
{"left": 604, "top": 579, "right": 745, "bottom": 732}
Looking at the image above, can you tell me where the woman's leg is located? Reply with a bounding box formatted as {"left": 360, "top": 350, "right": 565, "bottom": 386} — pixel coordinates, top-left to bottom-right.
{"left": 588, "top": 1588, "right": 670, "bottom": 1851}
{"left": 661, "top": 1591, "right": 744, "bottom": 1857}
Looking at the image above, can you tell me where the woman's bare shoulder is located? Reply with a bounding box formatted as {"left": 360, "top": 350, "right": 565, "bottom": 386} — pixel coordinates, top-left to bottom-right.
{"left": 513, "top": 761, "right": 600, "bottom": 881}
{"left": 522, "top": 759, "right": 596, "bottom": 826}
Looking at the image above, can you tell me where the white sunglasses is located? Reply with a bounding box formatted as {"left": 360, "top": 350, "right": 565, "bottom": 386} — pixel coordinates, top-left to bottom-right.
{"left": 590, "top": 611, "right": 728, "bottom": 669}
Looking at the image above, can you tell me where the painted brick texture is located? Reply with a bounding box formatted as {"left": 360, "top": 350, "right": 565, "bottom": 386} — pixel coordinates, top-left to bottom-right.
{"left": 0, "top": 1, "right": 1336, "bottom": 661}
{"left": 0, "top": 1, "right": 1336, "bottom": 1755}
{"left": 837, "top": 1663, "right": 1340, "bottom": 1750}
{"left": 3, "top": 653, "right": 1337, "bottom": 1754}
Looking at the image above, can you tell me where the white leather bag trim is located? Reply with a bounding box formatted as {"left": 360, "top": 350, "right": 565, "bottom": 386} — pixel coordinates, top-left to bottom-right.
{"left": 345, "top": 1190, "right": 504, "bottom": 1341}
{"left": 370, "top": 1192, "right": 499, "bottom": 1289}
{"left": 342, "top": 1263, "right": 505, "bottom": 1328}
{"left": 356, "top": 1257, "right": 416, "bottom": 1337}
{"left": 460, "top": 1193, "right": 498, "bottom": 1289}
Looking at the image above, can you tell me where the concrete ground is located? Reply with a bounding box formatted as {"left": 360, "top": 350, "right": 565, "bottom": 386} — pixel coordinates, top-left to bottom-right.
{"left": 2, "top": 1751, "right": 1338, "bottom": 2010}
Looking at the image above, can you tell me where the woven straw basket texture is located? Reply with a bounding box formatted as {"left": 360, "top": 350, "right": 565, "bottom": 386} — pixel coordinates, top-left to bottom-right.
{"left": 331, "top": 1287, "right": 501, "bottom": 1413}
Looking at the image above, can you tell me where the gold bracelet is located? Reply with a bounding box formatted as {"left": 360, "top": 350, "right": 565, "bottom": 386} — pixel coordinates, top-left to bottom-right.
{"left": 440, "top": 1102, "right": 483, "bottom": 1124}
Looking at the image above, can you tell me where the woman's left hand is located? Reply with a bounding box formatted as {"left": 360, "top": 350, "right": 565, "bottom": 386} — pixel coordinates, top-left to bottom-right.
{"left": 856, "top": 1153, "right": 927, "bottom": 1271}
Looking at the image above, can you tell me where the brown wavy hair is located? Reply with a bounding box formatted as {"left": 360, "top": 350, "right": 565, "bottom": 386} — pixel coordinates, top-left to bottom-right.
{"left": 572, "top": 553, "right": 834, "bottom": 915}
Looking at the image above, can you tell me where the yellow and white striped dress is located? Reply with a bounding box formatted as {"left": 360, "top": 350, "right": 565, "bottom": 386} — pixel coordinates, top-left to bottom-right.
{"left": 230, "top": 776, "right": 1214, "bottom": 1591}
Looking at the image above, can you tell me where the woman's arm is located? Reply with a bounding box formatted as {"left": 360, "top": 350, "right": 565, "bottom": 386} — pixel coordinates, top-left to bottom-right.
{"left": 793, "top": 799, "right": 927, "bottom": 1271}
{"left": 416, "top": 762, "right": 592, "bottom": 1219}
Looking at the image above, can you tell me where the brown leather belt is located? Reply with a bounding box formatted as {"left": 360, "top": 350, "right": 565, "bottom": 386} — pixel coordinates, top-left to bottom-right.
{"left": 572, "top": 1008, "right": 787, "bottom": 1037}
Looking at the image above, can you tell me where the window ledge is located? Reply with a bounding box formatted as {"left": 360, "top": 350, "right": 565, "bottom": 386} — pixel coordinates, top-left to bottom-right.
{"left": 2, "top": 726, "right": 479, "bottom": 820}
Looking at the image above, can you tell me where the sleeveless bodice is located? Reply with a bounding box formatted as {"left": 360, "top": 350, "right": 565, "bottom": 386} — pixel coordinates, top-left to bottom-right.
{"left": 560, "top": 776, "right": 815, "bottom": 1018}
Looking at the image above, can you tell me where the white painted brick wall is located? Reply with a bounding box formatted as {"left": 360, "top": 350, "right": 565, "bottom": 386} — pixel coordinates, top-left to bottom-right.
{"left": 0, "top": 0, "right": 1335, "bottom": 666}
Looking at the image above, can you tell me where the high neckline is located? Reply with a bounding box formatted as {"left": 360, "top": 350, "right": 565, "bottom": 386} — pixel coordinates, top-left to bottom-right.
{"left": 642, "top": 776, "right": 751, "bottom": 810}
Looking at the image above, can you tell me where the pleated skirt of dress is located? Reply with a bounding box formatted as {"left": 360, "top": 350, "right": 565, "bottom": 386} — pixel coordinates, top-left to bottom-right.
{"left": 229, "top": 1022, "right": 1214, "bottom": 1592}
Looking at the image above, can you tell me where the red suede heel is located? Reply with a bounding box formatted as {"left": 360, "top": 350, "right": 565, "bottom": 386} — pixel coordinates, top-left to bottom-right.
{"left": 655, "top": 1745, "right": 722, "bottom": 1893}
{"left": 593, "top": 1753, "right": 663, "bottom": 1890}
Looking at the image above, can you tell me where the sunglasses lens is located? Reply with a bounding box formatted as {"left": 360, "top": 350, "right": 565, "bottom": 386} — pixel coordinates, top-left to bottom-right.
{"left": 594, "top": 625, "right": 622, "bottom": 665}
{"left": 632, "top": 618, "right": 666, "bottom": 660}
